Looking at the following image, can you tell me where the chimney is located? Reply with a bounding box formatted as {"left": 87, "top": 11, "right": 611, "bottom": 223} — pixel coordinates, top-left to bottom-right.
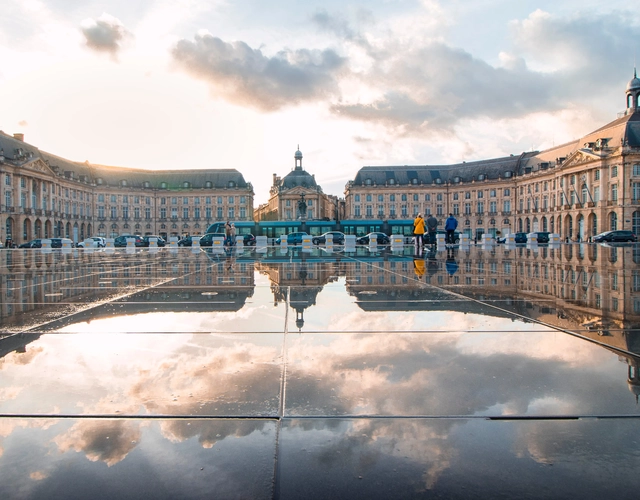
{"left": 273, "top": 173, "right": 277, "bottom": 186}
{"left": 13, "top": 133, "right": 24, "bottom": 142}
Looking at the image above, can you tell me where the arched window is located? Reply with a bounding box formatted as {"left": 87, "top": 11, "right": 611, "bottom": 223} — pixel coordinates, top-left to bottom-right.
{"left": 610, "top": 212, "right": 618, "bottom": 230}
{"left": 518, "top": 218, "right": 523, "bottom": 232}
{"left": 542, "top": 216, "right": 548, "bottom": 232}
{"left": 592, "top": 214, "right": 598, "bottom": 236}
{"left": 525, "top": 218, "right": 531, "bottom": 233}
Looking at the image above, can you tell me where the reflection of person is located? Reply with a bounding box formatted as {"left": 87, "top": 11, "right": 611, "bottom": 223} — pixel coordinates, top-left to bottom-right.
{"left": 446, "top": 247, "right": 458, "bottom": 276}
{"left": 445, "top": 214, "right": 458, "bottom": 245}
{"left": 426, "top": 214, "right": 438, "bottom": 245}
{"left": 413, "top": 213, "right": 425, "bottom": 252}
{"left": 413, "top": 258, "right": 425, "bottom": 278}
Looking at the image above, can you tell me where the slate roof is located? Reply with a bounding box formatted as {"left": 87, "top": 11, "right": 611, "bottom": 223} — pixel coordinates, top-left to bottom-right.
{"left": 281, "top": 168, "right": 319, "bottom": 190}
{"left": 0, "top": 131, "right": 250, "bottom": 190}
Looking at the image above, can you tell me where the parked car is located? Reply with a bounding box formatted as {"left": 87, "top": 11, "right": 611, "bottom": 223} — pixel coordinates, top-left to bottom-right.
{"left": 243, "top": 234, "right": 256, "bottom": 246}
{"left": 77, "top": 237, "right": 106, "bottom": 248}
{"left": 114, "top": 235, "right": 144, "bottom": 247}
{"left": 593, "top": 230, "right": 637, "bottom": 243}
{"left": 435, "top": 230, "right": 461, "bottom": 244}
{"left": 178, "top": 236, "right": 193, "bottom": 247}
{"left": 312, "top": 231, "right": 345, "bottom": 245}
{"left": 356, "top": 232, "right": 390, "bottom": 245}
{"left": 19, "top": 239, "right": 42, "bottom": 248}
{"left": 199, "top": 233, "right": 226, "bottom": 247}
{"left": 275, "top": 232, "right": 309, "bottom": 245}
{"left": 142, "top": 235, "right": 166, "bottom": 247}
{"left": 528, "top": 231, "right": 551, "bottom": 243}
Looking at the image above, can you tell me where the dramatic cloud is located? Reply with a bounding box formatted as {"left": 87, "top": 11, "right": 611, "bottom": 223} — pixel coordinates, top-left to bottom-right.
{"left": 171, "top": 32, "right": 346, "bottom": 111}
{"left": 80, "top": 13, "right": 132, "bottom": 56}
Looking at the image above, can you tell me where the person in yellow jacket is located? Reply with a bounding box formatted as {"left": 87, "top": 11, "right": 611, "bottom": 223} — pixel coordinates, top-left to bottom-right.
{"left": 413, "top": 213, "right": 426, "bottom": 253}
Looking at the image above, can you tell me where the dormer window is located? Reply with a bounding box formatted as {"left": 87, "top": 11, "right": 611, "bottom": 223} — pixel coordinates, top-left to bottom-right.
{"left": 388, "top": 178, "right": 395, "bottom": 185}
{"left": 121, "top": 180, "right": 127, "bottom": 187}
{"left": 144, "top": 181, "right": 150, "bottom": 188}
{"left": 96, "top": 178, "right": 103, "bottom": 185}
{"left": 478, "top": 174, "right": 486, "bottom": 181}
{"left": 205, "top": 181, "right": 213, "bottom": 188}
{"left": 160, "top": 182, "right": 168, "bottom": 189}
{"left": 411, "top": 178, "right": 418, "bottom": 185}
{"left": 228, "top": 181, "right": 235, "bottom": 188}
{"left": 365, "top": 178, "right": 372, "bottom": 186}
{"left": 453, "top": 176, "right": 461, "bottom": 183}
{"left": 435, "top": 178, "right": 442, "bottom": 184}
{"left": 504, "top": 171, "right": 513, "bottom": 178}
{"left": 183, "top": 181, "right": 190, "bottom": 188}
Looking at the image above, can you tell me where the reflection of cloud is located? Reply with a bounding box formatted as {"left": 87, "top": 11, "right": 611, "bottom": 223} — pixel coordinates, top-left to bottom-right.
{"left": 54, "top": 420, "right": 141, "bottom": 467}
{"left": 0, "top": 386, "right": 22, "bottom": 400}
{"left": 0, "top": 346, "right": 44, "bottom": 369}
{"left": 29, "top": 471, "right": 48, "bottom": 480}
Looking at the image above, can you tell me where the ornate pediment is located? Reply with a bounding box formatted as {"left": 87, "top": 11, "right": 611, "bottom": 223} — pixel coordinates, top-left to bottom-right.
{"left": 561, "top": 149, "right": 601, "bottom": 168}
{"left": 23, "top": 158, "right": 56, "bottom": 175}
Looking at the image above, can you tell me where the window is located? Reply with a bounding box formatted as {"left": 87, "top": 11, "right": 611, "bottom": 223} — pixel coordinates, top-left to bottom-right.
{"left": 5, "top": 174, "right": 10, "bottom": 185}
{"left": 477, "top": 201, "right": 484, "bottom": 214}
{"left": 161, "top": 197, "right": 166, "bottom": 205}
{"left": 355, "top": 194, "right": 360, "bottom": 202}
{"left": 194, "top": 207, "right": 200, "bottom": 218}
{"left": 504, "top": 188, "right": 510, "bottom": 196}
{"left": 570, "top": 175, "right": 576, "bottom": 185}
{"left": 378, "top": 195, "right": 384, "bottom": 202}
{"left": 122, "top": 206, "right": 129, "bottom": 219}
{"left": 611, "top": 165, "right": 618, "bottom": 177}
{"left": 123, "top": 195, "right": 128, "bottom": 204}
{"left": 390, "top": 194, "right": 396, "bottom": 202}
{"left": 98, "top": 194, "right": 104, "bottom": 202}
{"left": 354, "top": 205, "right": 361, "bottom": 216}
{"left": 490, "top": 189, "right": 496, "bottom": 197}
{"left": 111, "top": 207, "right": 117, "bottom": 218}
{"left": 633, "top": 183, "right": 640, "bottom": 201}
{"left": 5, "top": 191, "right": 12, "bottom": 207}
{"left": 413, "top": 194, "right": 418, "bottom": 201}
{"left": 490, "top": 201, "right": 497, "bottom": 213}
{"left": 111, "top": 195, "right": 116, "bottom": 203}
{"left": 216, "top": 207, "right": 222, "bottom": 218}
{"left": 477, "top": 191, "right": 483, "bottom": 199}
{"left": 240, "top": 196, "right": 246, "bottom": 204}
{"left": 453, "top": 193, "right": 459, "bottom": 201}
{"left": 401, "top": 194, "right": 407, "bottom": 201}
{"left": 172, "top": 197, "right": 177, "bottom": 204}
{"left": 436, "top": 205, "right": 443, "bottom": 216}
{"left": 464, "top": 203, "right": 471, "bottom": 215}
{"left": 503, "top": 200, "right": 511, "bottom": 212}
{"left": 453, "top": 204, "right": 459, "bottom": 215}
{"left": 465, "top": 192, "right": 471, "bottom": 199}
{"left": 145, "top": 208, "right": 151, "bottom": 219}
{"left": 228, "top": 207, "right": 234, "bottom": 218}
{"left": 183, "top": 208, "right": 189, "bottom": 218}
{"left": 610, "top": 212, "right": 618, "bottom": 230}
{"left": 366, "top": 205, "right": 372, "bottom": 216}
{"left": 378, "top": 204, "right": 384, "bottom": 216}
{"left": 634, "top": 164, "right": 640, "bottom": 176}
{"left": 424, "top": 194, "right": 430, "bottom": 201}
{"left": 612, "top": 184, "right": 618, "bottom": 201}
{"left": 307, "top": 200, "right": 313, "bottom": 207}
{"left": 171, "top": 208, "right": 178, "bottom": 219}
{"left": 436, "top": 193, "right": 443, "bottom": 201}
{"left": 183, "top": 197, "right": 188, "bottom": 204}
{"left": 366, "top": 194, "right": 372, "bottom": 202}
{"left": 401, "top": 205, "right": 407, "bottom": 216}
{"left": 594, "top": 187, "right": 600, "bottom": 203}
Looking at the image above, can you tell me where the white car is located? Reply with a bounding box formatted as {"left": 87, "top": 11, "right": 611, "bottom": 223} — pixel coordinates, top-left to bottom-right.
{"left": 77, "top": 237, "right": 106, "bottom": 248}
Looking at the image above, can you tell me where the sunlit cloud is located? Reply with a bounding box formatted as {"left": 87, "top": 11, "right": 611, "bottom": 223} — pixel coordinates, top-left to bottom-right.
{"left": 80, "top": 13, "right": 132, "bottom": 58}
{"left": 171, "top": 32, "right": 347, "bottom": 111}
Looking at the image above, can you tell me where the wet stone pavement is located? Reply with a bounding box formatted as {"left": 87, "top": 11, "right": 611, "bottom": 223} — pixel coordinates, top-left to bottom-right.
{"left": 1, "top": 242, "right": 640, "bottom": 499}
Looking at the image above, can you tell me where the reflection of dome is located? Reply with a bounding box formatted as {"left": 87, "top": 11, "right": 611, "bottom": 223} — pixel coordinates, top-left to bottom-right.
{"left": 281, "top": 169, "right": 318, "bottom": 189}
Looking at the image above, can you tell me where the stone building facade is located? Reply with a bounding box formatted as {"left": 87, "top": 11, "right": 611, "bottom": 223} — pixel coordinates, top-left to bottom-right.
{"left": 345, "top": 73, "right": 640, "bottom": 241}
{"left": 0, "top": 132, "right": 253, "bottom": 245}
{"left": 254, "top": 148, "right": 342, "bottom": 222}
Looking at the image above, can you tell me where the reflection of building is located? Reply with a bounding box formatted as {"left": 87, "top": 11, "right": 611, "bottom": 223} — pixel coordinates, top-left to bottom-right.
{"left": 256, "top": 257, "right": 341, "bottom": 330}
{"left": 0, "top": 250, "right": 255, "bottom": 332}
{"left": 254, "top": 148, "right": 343, "bottom": 222}
{"left": 0, "top": 132, "right": 253, "bottom": 244}
{"left": 346, "top": 74, "right": 640, "bottom": 241}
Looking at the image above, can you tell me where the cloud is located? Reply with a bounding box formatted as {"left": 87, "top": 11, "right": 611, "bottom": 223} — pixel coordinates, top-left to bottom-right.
{"left": 80, "top": 13, "right": 132, "bottom": 57}
{"left": 171, "top": 32, "right": 346, "bottom": 111}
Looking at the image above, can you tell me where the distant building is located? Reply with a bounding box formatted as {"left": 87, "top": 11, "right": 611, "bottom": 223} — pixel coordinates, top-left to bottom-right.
{"left": 254, "top": 147, "right": 343, "bottom": 222}
{"left": 345, "top": 72, "right": 640, "bottom": 241}
{"left": 0, "top": 133, "right": 253, "bottom": 244}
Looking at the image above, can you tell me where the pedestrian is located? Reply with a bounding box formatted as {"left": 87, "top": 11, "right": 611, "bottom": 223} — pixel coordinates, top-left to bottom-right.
{"left": 230, "top": 223, "right": 236, "bottom": 246}
{"left": 445, "top": 213, "right": 458, "bottom": 245}
{"left": 426, "top": 214, "right": 438, "bottom": 245}
{"left": 225, "top": 221, "right": 232, "bottom": 247}
{"left": 413, "top": 213, "right": 425, "bottom": 252}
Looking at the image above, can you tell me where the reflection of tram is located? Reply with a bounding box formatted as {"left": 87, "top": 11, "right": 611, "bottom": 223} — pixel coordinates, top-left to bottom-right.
{"left": 206, "top": 219, "right": 420, "bottom": 240}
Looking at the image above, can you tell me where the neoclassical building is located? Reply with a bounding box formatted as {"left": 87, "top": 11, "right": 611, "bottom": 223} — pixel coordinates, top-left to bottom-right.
{"left": 254, "top": 148, "right": 342, "bottom": 222}
{"left": 0, "top": 132, "right": 253, "bottom": 244}
{"left": 346, "top": 73, "right": 640, "bottom": 241}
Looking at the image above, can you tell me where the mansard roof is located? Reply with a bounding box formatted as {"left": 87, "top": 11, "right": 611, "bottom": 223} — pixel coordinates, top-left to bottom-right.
{"left": 280, "top": 168, "right": 319, "bottom": 190}
{"left": 0, "top": 131, "right": 250, "bottom": 190}
{"left": 354, "top": 153, "right": 538, "bottom": 186}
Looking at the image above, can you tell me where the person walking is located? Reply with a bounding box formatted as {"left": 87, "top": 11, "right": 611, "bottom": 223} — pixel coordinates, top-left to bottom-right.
{"left": 413, "top": 213, "right": 426, "bottom": 253}
{"left": 426, "top": 214, "right": 438, "bottom": 246}
{"left": 445, "top": 213, "right": 458, "bottom": 245}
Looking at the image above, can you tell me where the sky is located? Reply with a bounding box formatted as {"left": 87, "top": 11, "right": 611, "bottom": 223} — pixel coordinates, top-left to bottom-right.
{"left": 1, "top": 0, "right": 639, "bottom": 204}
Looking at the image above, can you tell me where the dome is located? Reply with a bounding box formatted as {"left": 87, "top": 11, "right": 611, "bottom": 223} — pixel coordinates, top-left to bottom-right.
{"left": 294, "top": 148, "right": 303, "bottom": 159}
{"left": 281, "top": 168, "right": 317, "bottom": 189}
{"left": 627, "top": 70, "right": 640, "bottom": 91}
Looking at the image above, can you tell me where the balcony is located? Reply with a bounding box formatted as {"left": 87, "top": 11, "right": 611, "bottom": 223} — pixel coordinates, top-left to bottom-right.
{"left": 501, "top": 211, "right": 511, "bottom": 216}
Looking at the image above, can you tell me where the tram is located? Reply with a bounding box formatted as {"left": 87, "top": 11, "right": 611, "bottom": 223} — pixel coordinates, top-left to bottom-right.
{"left": 206, "top": 219, "right": 419, "bottom": 241}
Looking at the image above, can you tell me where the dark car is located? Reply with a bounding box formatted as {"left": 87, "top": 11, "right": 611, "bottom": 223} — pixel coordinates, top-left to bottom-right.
{"left": 312, "top": 231, "right": 345, "bottom": 245}
{"left": 199, "top": 233, "right": 226, "bottom": 247}
{"left": 178, "top": 236, "right": 192, "bottom": 247}
{"left": 243, "top": 234, "right": 256, "bottom": 246}
{"left": 593, "top": 230, "right": 637, "bottom": 243}
{"left": 114, "top": 235, "right": 144, "bottom": 247}
{"left": 357, "top": 232, "right": 390, "bottom": 245}
{"left": 142, "top": 235, "right": 166, "bottom": 247}
{"left": 528, "top": 231, "right": 550, "bottom": 243}
{"left": 19, "top": 239, "right": 42, "bottom": 248}
{"left": 435, "top": 230, "right": 461, "bottom": 244}
{"left": 275, "top": 232, "right": 309, "bottom": 245}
